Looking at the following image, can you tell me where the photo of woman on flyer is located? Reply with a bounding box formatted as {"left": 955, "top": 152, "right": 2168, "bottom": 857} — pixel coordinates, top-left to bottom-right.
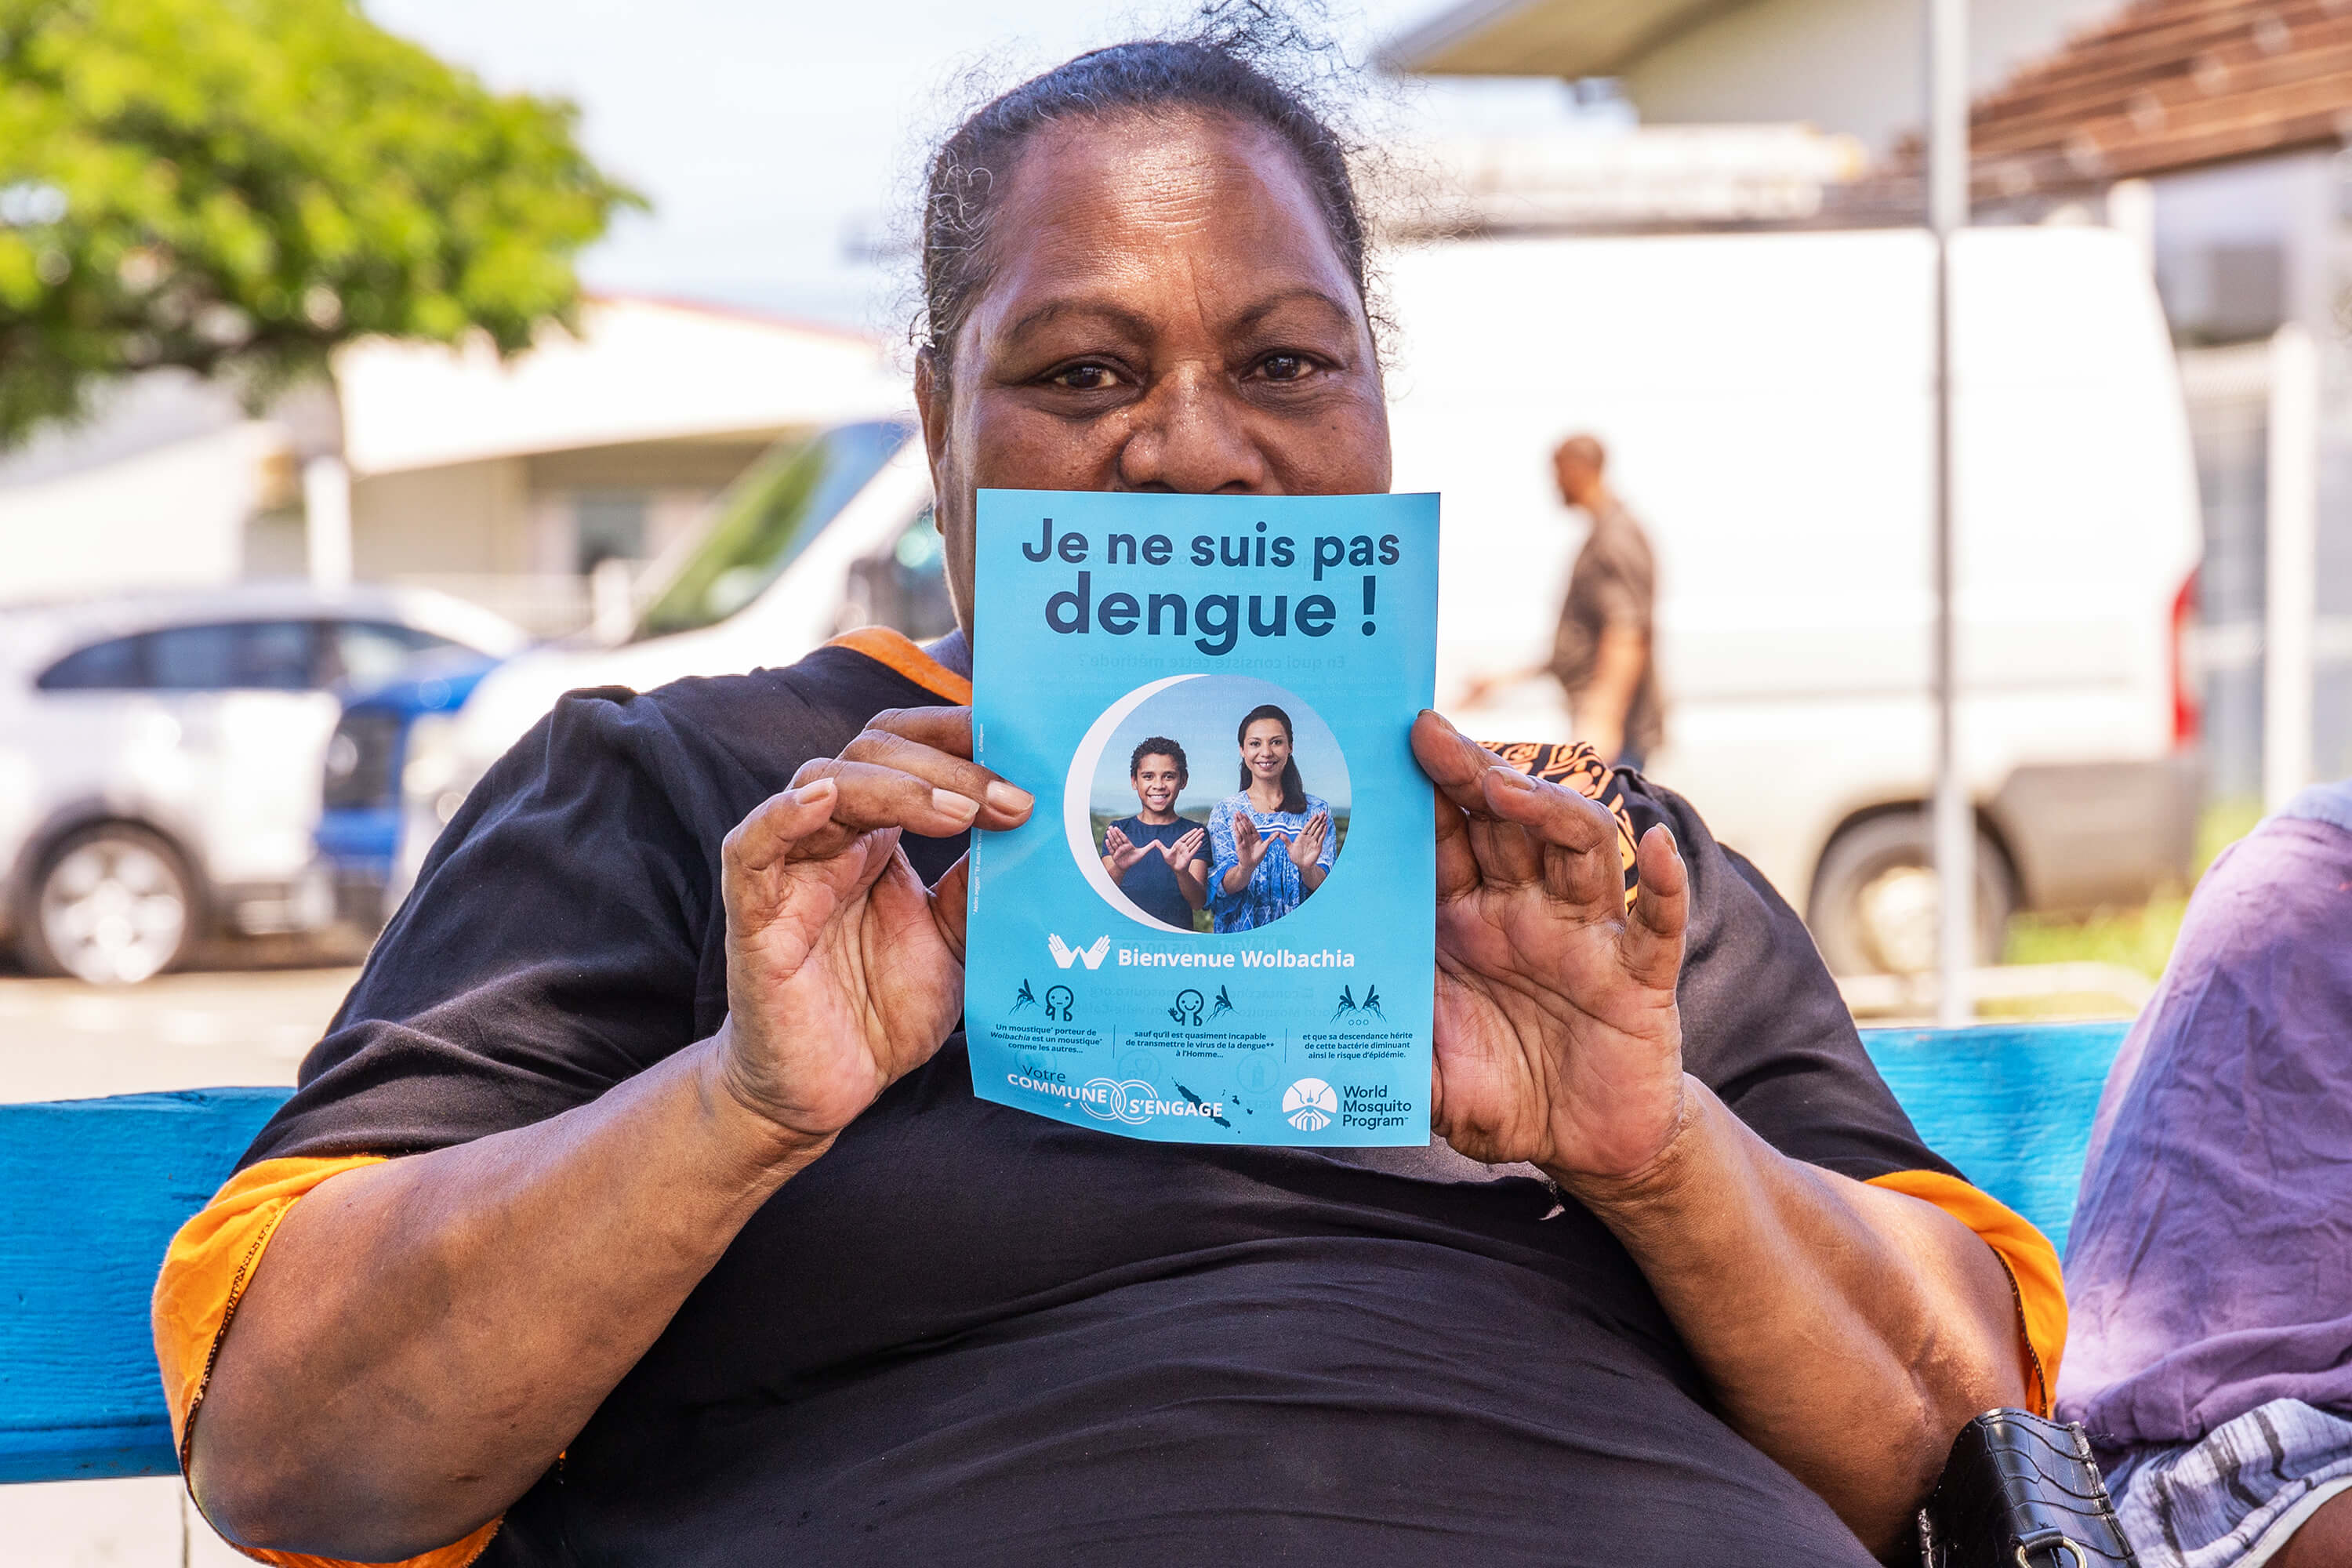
{"left": 1208, "top": 704, "right": 1337, "bottom": 933}
{"left": 1099, "top": 737, "right": 1210, "bottom": 930}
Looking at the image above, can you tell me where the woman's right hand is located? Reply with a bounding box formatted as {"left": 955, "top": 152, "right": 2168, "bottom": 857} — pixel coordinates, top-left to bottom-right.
{"left": 714, "top": 707, "right": 1033, "bottom": 1150}
{"left": 1232, "top": 813, "right": 1268, "bottom": 871}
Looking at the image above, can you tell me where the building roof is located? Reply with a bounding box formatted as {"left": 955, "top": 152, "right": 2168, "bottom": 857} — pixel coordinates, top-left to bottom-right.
{"left": 1377, "top": 0, "right": 1744, "bottom": 78}
{"left": 1379, "top": 125, "right": 1867, "bottom": 234}
{"left": 334, "top": 295, "right": 908, "bottom": 477}
{"left": 1923, "top": 0, "right": 2352, "bottom": 198}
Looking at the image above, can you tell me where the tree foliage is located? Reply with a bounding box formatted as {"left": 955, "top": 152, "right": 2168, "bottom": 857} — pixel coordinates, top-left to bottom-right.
{"left": 0, "top": 0, "right": 641, "bottom": 445}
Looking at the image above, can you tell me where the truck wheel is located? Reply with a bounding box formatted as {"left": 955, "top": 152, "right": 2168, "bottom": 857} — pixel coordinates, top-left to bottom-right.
{"left": 20, "top": 825, "right": 194, "bottom": 985}
{"left": 1808, "top": 813, "right": 2016, "bottom": 978}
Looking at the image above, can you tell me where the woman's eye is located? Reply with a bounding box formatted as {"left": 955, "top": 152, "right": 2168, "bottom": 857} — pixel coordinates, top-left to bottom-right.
{"left": 1050, "top": 363, "right": 1120, "bottom": 390}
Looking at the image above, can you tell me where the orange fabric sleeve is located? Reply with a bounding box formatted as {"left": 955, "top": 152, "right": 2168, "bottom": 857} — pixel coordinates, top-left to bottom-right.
{"left": 1865, "top": 1169, "right": 2067, "bottom": 1417}
{"left": 826, "top": 626, "right": 973, "bottom": 704}
{"left": 152, "top": 1155, "right": 502, "bottom": 1568}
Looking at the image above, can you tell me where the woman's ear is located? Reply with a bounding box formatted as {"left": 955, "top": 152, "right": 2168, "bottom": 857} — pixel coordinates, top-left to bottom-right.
{"left": 914, "top": 347, "right": 949, "bottom": 480}
{"left": 916, "top": 345, "right": 978, "bottom": 636}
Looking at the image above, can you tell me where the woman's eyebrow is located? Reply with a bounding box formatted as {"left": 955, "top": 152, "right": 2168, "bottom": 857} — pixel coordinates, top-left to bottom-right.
{"left": 1227, "top": 287, "right": 1356, "bottom": 336}
{"left": 1000, "top": 296, "right": 1156, "bottom": 343}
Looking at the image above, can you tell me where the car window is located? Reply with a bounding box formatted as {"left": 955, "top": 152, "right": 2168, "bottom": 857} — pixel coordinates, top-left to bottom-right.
{"left": 327, "top": 621, "right": 459, "bottom": 690}
{"left": 838, "top": 508, "right": 957, "bottom": 644}
{"left": 143, "top": 624, "right": 238, "bottom": 689}
{"left": 635, "top": 419, "right": 914, "bottom": 641}
{"left": 36, "top": 633, "right": 146, "bottom": 691}
{"left": 141, "top": 621, "right": 318, "bottom": 691}
{"left": 236, "top": 620, "right": 317, "bottom": 690}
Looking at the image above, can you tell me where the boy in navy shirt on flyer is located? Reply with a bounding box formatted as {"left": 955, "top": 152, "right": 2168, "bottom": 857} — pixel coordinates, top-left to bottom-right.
{"left": 1100, "top": 738, "right": 1209, "bottom": 931}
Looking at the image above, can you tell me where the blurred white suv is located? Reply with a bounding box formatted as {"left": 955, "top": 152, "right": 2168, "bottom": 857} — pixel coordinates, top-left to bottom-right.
{"left": 0, "top": 583, "right": 524, "bottom": 982}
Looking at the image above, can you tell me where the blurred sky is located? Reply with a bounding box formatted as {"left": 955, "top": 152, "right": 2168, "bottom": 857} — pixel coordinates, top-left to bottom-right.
{"left": 363, "top": 0, "right": 1616, "bottom": 334}
{"left": 1091, "top": 675, "right": 1350, "bottom": 818}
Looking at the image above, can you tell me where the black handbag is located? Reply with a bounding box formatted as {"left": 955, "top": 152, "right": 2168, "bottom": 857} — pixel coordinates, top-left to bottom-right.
{"left": 1918, "top": 1409, "right": 2139, "bottom": 1568}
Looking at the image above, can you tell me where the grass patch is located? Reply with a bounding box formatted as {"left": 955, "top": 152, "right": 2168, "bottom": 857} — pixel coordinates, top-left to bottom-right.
{"left": 1995, "top": 796, "right": 2263, "bottom": 982}
{"left": 2002, "top": 895, "right": 2188, "bottom": 978}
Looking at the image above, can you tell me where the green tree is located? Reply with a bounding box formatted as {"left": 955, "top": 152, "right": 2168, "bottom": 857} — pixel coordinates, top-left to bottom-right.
{"left": 0, "top": 0, "right": 640, "bottom": 445}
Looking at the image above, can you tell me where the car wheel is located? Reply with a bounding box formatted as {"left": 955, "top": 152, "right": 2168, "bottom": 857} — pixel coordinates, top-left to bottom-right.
{"left": 22, "top": 826, "right": 194, "bottom": 985}
{"left": 1808, "top": 812, "right": 2016, "bottom": 978}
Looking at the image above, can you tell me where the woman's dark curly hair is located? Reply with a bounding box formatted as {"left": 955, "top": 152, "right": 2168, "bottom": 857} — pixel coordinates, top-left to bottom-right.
{"left": 917, "top": 3, "right": 1372, "bottom": 381}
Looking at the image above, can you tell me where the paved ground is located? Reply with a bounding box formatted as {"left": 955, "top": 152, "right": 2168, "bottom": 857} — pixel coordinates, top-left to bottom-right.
{"left": 2, "top": 962, "right": 358, "bottom": 1564}
{"left": 0, "top": 964, "right": 355, "bottom": 1105}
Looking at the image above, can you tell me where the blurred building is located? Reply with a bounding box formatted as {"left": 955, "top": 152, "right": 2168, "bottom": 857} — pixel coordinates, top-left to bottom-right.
{"left": 0, "top": 297, "right": 906, "bottom": 638}
{"left": 1383, "top": 0, "right": 2124, "bottom": 153}
{"left": 1385, "top": 0, "right": 2352, "bottom": 794}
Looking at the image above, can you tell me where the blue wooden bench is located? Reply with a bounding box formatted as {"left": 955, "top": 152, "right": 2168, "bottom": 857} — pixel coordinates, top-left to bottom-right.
{"left": 0, "top": 1022, "right": 2130, "bottom": 1486}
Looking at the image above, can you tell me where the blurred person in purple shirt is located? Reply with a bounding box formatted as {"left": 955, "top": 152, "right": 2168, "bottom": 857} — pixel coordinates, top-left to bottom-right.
{"left": 2059, "top": 776, "right": 2352, "bottom": 1568}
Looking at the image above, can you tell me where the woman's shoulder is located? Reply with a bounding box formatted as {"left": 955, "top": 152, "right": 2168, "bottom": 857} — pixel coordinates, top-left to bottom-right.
{"left": 1301, "top": 793, "right": 1330, "bottom": 815}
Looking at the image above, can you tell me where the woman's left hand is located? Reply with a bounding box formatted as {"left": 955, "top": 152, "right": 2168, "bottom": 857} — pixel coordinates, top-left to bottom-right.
{"left": 1410, "top": 712, "right": 1690, "bottom": 1185}
{"left": 1285, "top": 810, "right": 1329, "bottom": 870}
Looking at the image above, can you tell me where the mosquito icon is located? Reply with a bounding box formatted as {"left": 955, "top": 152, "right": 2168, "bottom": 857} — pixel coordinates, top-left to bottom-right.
{"left": 1208, "top": 985, "right": 1234, "bottom": 1020}
{"left": 1359, "top": 983, "right": 1385, "bottom": 1022}
{"left": 1012, "top": 979, "right": 1037, "bottom": 1013}
{"left": 1331, "top": 985, "right": 1358, "bottom": 1022}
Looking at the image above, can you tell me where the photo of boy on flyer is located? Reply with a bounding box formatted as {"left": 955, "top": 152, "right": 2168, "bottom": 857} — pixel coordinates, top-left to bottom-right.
{"left": 1099, "top": 737, "right": 1210, "bottom": 930}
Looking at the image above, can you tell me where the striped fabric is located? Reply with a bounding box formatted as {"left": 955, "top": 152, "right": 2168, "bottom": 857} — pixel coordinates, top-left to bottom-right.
{"left": 2110, "top": 1399, "right": 2352, "bottom": 1568}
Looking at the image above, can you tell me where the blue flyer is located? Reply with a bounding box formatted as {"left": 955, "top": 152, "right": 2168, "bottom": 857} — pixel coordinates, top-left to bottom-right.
{"left": 966, "top": 488, "right": 1438, "bottom": 1146}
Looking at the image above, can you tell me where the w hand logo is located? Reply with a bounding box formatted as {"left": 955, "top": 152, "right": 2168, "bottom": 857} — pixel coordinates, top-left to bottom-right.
{"left": 1283, "top": 1078, "right": 1338, "bottom": 1132}
{"left": 1047, "top": 934, "right": 1111, "bottom": 971}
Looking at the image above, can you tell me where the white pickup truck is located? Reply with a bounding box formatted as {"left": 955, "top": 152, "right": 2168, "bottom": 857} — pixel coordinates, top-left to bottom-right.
{"left": 365, "top": 225, "right": 2200, "bottom": 975}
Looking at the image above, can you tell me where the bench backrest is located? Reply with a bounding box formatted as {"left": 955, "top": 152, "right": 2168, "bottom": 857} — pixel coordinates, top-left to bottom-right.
{"left": 2, "top": 1021, "right": 2131, "bottom": 1486}
{"left": 2, "top": 1089, "right": 286, "bottom": 1483}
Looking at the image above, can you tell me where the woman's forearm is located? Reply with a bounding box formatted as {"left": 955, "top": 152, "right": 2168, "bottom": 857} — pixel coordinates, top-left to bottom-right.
{"left": 189, "top": 1029, "right": 823, "bottom": 1562}
{"left": 1558, "top": 1081, "right": 2024, "bottom": 1556}
{"left": 1220, "top": 858, "right": 1253, "bottom": 895}
{"left": 1299, "top": 863, "right": 1327, "bottom": 892}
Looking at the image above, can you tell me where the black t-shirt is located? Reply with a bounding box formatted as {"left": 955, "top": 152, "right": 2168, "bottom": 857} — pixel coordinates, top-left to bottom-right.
{"left": 242, "top": 637, "right": 1956, "bottom": 1567}
{"left": 1106, "top": 811, "right": 1204, "bottom": 929}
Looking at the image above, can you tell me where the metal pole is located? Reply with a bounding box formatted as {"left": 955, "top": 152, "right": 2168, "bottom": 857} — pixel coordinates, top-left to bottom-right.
{"left": 1927, "top": 0, "right": 1973, "bottom": 1026}
{"left": 303, "top": 454, "right": 354, "bottom": 591}
{"left": 2264, "top": 321, "right": 2318, "bottom": 812}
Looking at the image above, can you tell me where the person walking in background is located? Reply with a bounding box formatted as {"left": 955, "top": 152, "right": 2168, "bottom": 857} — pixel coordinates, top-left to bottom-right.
{"left": 1466, "top": 435, "right": 1663, "bottom": 771}
{"left": 1101, "top": 737, "right": 1208, "bottom": 929}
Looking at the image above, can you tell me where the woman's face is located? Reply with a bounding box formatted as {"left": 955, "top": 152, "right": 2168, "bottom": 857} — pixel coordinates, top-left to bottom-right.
{"left": 1241, "top": 719, "right": 1291, "bottom": 783}
{"left": 916, "top": 108, "right": 1393, "bottom": 630}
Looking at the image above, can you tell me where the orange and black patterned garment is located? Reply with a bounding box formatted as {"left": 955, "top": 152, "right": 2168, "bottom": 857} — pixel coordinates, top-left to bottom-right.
{"left": 155, "top": 632, "right": 2060, "bottom": 1568}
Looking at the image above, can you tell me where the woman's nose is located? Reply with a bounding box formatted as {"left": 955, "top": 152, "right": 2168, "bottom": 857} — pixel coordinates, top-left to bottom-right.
{"left": 1114, "top": 365, "right": 1269, "bottom": 494}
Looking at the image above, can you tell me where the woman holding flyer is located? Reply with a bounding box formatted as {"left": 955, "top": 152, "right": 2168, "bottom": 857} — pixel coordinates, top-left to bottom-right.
{"left": 165, "top": 13, "right": 2060, "bottom": 1568}
{"left": 1208, "top": 703, "right": 1334, "bottom": 931}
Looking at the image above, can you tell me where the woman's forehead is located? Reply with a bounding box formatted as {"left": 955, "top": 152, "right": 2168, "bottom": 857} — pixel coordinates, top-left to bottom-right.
{"left": 967, "top": 111, "right": 1362, "bottom": 346}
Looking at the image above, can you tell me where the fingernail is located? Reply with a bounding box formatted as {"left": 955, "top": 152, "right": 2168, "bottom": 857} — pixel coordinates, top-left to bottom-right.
{"left": 933, "top": 788, "right": 982, "bottom": 822}
{"left": 985, "top": 781, "right": 1034, "bottom": 815}
{"left": 794, "top": 778, "right": 836, "bottom": 806}
{"left": 1489, "top": 767, "right": 1538, "bottom": 792}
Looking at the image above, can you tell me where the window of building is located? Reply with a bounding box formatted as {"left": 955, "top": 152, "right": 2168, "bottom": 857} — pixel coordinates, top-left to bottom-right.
{"left": 575, "top": 492, "right": 649, "bottom": 575}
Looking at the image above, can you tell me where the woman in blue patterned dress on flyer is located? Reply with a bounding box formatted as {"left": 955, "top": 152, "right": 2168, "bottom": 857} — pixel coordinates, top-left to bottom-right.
{"left": 1208, "top": 704, "right": 1335, "bottom": 931}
